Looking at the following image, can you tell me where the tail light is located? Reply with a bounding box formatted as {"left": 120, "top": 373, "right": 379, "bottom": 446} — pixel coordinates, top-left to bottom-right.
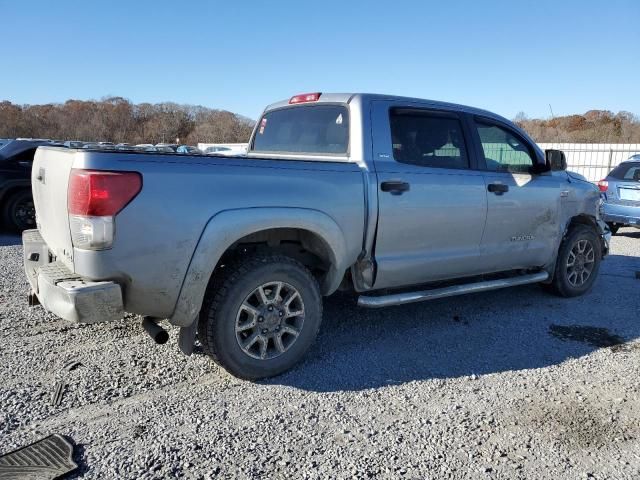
{"left": 68, "top": 169, "right": 142, "bottom": 250}
{"left": 597, "top": 179, "right": 608, "bottom": 192}
{"left": 289, "top": 92, "right": 321, "bottom": 104}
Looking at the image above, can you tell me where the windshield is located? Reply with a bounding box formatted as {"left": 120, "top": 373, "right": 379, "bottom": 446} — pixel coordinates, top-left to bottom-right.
{"left": 252, "top": 105, "right": 349, "bottom": 155}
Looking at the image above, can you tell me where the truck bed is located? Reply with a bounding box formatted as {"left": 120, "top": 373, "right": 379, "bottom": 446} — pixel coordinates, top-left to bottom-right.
{"left": 31, "top": 147, "right": 367, "bottom": 320}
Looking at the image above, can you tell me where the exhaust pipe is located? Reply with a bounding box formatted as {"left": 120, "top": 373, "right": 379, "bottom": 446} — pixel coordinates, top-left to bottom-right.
{"left": 142, "top": 317, "right": 169, "bottom": 345}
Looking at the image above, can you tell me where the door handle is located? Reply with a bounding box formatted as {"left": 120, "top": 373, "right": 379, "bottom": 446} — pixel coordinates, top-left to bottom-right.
{"left": 488, "top": 183, "right": 509, "bottom": 195}
{"left": 381, "top": 181, "right": 410, "bottom": 195}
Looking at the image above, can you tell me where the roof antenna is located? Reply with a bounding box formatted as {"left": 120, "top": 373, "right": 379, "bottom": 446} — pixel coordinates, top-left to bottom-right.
{"left": 548, "top": 104, "right": 555, "bottom": 118}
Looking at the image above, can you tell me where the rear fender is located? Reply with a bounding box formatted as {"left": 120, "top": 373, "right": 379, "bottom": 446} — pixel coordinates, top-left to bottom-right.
{"left": 169, "top": 207, "right": 348, "bottom": 327}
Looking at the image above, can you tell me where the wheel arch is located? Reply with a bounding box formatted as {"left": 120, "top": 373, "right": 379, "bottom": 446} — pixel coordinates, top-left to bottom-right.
{"left": 0, "top": 181, "right": 31, "bottom": 205}
{"left": 564, "top": 213, "right": 599, "bottom": 234}
{"left": 169, "top": 207, "right": 351, "bottom": 327}
{"left": 0, "top": 183, "right": 33, "bottom": 230}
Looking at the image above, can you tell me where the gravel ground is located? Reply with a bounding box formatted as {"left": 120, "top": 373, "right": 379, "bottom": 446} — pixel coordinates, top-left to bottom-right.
{"left": 1, "top": 230, "right": 639, "bottom": 479}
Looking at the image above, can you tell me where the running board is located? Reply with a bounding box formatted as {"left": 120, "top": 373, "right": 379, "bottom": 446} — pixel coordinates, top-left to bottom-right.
{"left": 357, "top": 271, "right": 549, "bottom": 308}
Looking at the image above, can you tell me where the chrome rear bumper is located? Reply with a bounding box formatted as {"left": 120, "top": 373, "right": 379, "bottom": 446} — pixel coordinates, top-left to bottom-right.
{"left": 23, "top": 229, "right": 123, "bottom": 324}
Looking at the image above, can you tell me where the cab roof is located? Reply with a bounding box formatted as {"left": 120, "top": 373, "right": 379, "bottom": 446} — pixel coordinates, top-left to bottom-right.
{"left": 264, "top": 93, "right": 511, "bottom": 125}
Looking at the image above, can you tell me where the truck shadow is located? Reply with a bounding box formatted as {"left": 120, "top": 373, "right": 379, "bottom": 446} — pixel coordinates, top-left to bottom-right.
{"left": 266, "top": 253, "right": 640, "bottom": 392}
{"left": 615, "top": 230, "right": 640, "bottom": 239}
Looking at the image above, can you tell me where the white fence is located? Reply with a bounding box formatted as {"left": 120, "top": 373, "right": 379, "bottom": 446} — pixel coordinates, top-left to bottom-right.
{"left": 538, "top": 143, "right": 640, "bottom": 182}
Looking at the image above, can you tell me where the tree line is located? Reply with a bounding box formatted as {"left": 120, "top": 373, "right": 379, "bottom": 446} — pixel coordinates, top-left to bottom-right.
{"left": 515, "top": 110, "right": 640, "bottom": 143}
{"left": 1, "top": 97, "right": 639, "bottom": 145}
{"left": 0, "top": 97, "right": 255, "bottom": 145}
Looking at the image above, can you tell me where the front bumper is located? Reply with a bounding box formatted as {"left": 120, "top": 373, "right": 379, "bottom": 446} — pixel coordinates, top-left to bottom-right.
{"left": 23, "top": 229, "right": 124, "bottom": 324}
{"left": 602, "top": 202, "right": 640, "bottom": 228}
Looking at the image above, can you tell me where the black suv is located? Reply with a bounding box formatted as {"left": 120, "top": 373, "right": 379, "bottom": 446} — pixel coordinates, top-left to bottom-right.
{"left": 0, "top": 139, "right": 53, "bottom": 231}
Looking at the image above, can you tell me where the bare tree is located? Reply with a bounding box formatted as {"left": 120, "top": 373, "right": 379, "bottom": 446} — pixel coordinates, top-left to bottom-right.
{"left": 0, "top": 97, "right": 255, "bottom": 144}
{"left": 514, "top": 110, "right": 640, "bottom": 143}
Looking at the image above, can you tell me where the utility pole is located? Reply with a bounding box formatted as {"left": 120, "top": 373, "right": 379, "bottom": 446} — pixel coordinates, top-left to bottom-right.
{"left": 548, "top": 104, "right": 555, "bottom": 119}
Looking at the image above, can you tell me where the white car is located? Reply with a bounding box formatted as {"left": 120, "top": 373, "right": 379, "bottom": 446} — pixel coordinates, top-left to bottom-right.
{"left": 204, "top": 146, "right": 245, "bottom": 156}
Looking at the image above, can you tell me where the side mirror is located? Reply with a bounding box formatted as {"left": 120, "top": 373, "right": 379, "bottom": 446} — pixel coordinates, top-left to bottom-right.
{"left": 545, "top": 149, "right": 567, "bottom": 171}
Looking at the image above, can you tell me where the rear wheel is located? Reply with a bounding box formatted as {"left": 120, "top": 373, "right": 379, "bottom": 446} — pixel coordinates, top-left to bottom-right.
{"left": 2, "top": 190, "right": 36, "bottom": 232}
{"left": 198, "top": 255, "right": 322, "bottom": 380}
{"left": 548, "top": 225, "right": 601, "bottom": 297}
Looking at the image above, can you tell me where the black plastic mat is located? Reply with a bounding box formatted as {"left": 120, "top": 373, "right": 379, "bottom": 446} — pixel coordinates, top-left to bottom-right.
{"left": 0, "top": 434, "right": 77, "bottom": 479}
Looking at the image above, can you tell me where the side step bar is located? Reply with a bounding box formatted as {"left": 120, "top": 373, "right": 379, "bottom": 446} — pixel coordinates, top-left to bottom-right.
{"left": 357, "top": 271, "right": 549, "bottom": 308}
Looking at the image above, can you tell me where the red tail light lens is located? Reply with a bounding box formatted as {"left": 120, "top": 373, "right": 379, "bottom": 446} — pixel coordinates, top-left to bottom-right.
{"left": 289, "top": 92, "right": 322, "bottom": 104}
{"left": 597, "top": 179, "right": 608, "bottom": 192}
{"left": 68, "top": 170, "right": 142, "bottom": 216}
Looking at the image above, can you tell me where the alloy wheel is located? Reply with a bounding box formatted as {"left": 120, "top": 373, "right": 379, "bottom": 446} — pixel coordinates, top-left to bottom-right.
{"left": 566, "top": 239, "right": 595, "bottom": 287}
{"left": 235, "top": 281, "right": 305, "bottom": 360}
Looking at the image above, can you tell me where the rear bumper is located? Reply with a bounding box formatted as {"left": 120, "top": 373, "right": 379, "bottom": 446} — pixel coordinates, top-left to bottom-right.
{"left": 22, "top": 229, "right": 124, "bottom": 324}
{"left": 602, "top": 202, "right": 640, "bottom": 228}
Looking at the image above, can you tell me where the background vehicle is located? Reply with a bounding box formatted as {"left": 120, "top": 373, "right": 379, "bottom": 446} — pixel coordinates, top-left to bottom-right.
{"left": 154, "top": 145, "right": 176, "bottom": 153}
{"left": 204, "top": 146, "right": 233, "bottom": 155}
{"left": 0, "top": 139, "right": 53, "bottom": 230}
{"left": 64, "top": 140, "right": 85, "bottom": 148}
{"left": 24, "top": 93, "right": 609, "bottom": 379}
{"left": 598, "top": 155, "right": 640, "bottom": 234}
{"left": 156, "top": 143, "right": 179, "bottom": 152}
{"left": 82, "top": 143, "right": 116, "bottom": 150}
{"left": 176, "top": 145, "right": 202, "bottom": 154}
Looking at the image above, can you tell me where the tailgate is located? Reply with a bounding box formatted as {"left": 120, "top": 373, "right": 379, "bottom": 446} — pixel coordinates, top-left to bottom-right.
{"left": 31, "top": 147, "right": 76, "bottom": 269}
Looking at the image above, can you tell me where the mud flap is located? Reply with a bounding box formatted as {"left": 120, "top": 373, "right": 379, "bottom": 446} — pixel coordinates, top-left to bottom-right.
{"left": 178, "top": 317, "right": 198, "bottom": 355}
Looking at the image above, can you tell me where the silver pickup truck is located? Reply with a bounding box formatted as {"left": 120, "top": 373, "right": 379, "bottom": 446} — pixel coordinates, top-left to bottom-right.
{"left": 23, "top": 93, "right": 610, "bottom": 379}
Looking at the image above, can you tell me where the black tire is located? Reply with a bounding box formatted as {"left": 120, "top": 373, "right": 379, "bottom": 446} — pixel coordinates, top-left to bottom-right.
{"left": 2, "top": 190, "right": 36, "bottom": 232}
{"left": 606, "top": 222, "right": 620, "bottom": 235}
{"left": 548, "top": 225, "right": 602, "bottom": 297}
{"left": 198, "top": 254, "right": 322, "bottom": 380}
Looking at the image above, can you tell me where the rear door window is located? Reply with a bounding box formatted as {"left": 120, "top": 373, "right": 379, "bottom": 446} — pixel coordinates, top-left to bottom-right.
{"left": 389, "top": 109, "right": 469, "bottom": 169}
{"left": 252, "top": 105, "right": 349, "bottom": 155}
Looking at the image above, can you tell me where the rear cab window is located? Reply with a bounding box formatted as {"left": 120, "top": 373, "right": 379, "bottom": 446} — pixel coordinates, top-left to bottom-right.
{"left": 252, "top": 105, "right": 349, "bottom": 155}
{"left": 609, "top": 162, "right": 640, "bottom": 181}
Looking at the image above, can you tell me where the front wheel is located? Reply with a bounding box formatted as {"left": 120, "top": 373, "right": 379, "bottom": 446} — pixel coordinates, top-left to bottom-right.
{"left": 606, "top": 222, "right": 620, "bottom": 235}
{"left": 198, "top": 255, "right": 322, "bottom": 380}
{"left": 548, "top": 225, "right": 602, "bottom": 297}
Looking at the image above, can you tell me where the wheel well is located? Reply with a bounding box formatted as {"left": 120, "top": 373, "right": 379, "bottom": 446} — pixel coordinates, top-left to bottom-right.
{"left": 0, "top": 185, "right": 31, "bottom": 207}
{"left": 566, "top": 214, "right": 598, "bottom": 234}
{"left": 213, "top": 228, "right": 335, "bottom": 284}
{"left": 566, "top": 213, "right": 608, "bottom": 257}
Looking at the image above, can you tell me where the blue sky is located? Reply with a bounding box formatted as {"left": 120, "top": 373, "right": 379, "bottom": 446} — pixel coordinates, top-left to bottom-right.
{"left": 1, "top": 0, "right": 638, "bottom": 120}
